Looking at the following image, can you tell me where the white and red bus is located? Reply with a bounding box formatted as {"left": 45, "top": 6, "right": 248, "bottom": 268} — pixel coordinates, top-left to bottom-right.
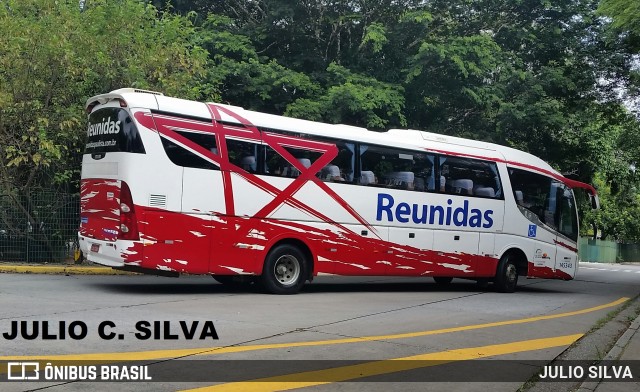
{"left": 79, "top": 88, "right": 599, "bottom": 294}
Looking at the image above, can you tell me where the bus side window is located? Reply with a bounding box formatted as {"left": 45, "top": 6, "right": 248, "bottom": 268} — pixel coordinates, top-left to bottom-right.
{"left": 509, "top": 168, "right": 557, "bottom": 224}
{"left": 227, "top": 138, "right": 260, "bottom": 173}
{"left": 320, "top": 164, "right": 345, "bottom": 182}
{"left": 264, "top": 145, "right": 289, "bottom": 177}
{"left": 315, "top": 141, "right": 354, "bottom": 183}
{"left": 262, "top": 144, "right": 322, "bottom": 178}
{"left": 440, "top": 157, "right": 501, "bottom": 199}
{"left": 359, "top": 144, "right": 434, "bottom": 192}
{"left": 359, "top": 170, "right": 377, "bottom": 185}
{"left": 261, "top": 131, "right": 355, "bottom": 184}
{"left": 241, "top": 156, "right": 257, "bottom": 172}
{"left": 160, "top": 131, "right": 218, "bottom": 170}
{"left": 412, "top": 154, "right": 435, "bottom": 192}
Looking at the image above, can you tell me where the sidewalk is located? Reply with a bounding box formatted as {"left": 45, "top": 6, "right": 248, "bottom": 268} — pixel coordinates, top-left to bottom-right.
{"left": 0, "top": 262, "right": 132, "bottom": 275}
{"left": 577, "top": 310, "right": 640, "bottom": 392}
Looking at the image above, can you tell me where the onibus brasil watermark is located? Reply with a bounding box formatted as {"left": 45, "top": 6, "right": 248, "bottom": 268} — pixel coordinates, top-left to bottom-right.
{"left": 7, "top": 362, "right": 151, "bottom": 381}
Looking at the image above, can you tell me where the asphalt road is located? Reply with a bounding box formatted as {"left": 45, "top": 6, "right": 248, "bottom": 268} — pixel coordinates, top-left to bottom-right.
{"left": 1, "top": 262, "right": 639, "bottom": 392}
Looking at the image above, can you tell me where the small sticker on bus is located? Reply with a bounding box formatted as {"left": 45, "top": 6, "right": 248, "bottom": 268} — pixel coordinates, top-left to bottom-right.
{"left": 528, "top": 224, "right": 537, "bottom": 237}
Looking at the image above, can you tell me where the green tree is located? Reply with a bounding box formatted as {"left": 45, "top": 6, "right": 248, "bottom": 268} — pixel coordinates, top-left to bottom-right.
{"left": 598, "top": 0, "right": 640, "bottom": 49}
{"left": 285, "top": 62, "right": 406, "bottom": 128}
{"left": 0, "top": 0, "right": 212, "bottom": 259}
{"left": 598, "top": 0, "right": 640, "bottom": 109}
{"left": 198, "top": 14, "right": 318, "bottom": 114}
{"left": 158, "top": 0, "right": 640, "bottom": 240}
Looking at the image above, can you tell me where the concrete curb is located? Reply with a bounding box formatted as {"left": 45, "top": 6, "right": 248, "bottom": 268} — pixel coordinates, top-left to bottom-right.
{"left": 0, "top": 264, "right": 134, "bottom": 275}
{"left": 576, "top": 308, "right": 640, "bottom": 392}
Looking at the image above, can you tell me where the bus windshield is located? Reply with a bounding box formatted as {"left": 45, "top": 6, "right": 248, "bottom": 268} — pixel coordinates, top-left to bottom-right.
{"left": 508, "top": 168, "right": 578, "bottom": 241}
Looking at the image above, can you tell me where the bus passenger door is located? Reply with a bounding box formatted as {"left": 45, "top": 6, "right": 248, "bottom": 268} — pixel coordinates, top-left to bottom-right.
{"left": 555, "top": 237, "right": 577, "bottom": 277}
{"left": 554, "top": 187, "right": 579, "bottom": 278}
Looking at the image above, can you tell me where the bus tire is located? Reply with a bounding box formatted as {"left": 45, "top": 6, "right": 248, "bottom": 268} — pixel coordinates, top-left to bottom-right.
{"left": 260, "top": 244, "right": 308, "bottom": 294}
{"left": 494, "top": 253, "right": 518, "bottom": 293}
{"left": 433, "top": 277, "right": 453, "bottom": 285}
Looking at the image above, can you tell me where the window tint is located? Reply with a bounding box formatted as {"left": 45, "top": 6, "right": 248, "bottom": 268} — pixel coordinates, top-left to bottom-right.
{"left": 509, "top": 168, "right": 577, "bottom": 240}
{"left": 86, "top": 108, "right": 145, "bottom": 155}
{"left": 258, "top": 129, "right": 359, "bottom": 183}
{"left": 360, "top": 145, "right": 436, "bottom": 191}
{"left": 178, "top": 131, "right": 218, "bottom": 152}
{"left": 509, "top": 169, "right": 554, "bottom": 225}
{"left": 440, "top": 157, "right": 502, "bottom": 198}
{"left": 263, "top": 145, "right": 322, "bottom": 178}
{"left": 558, "top": 189, "right": 578, "bottom": 240}
{"left": 160, "top": 131, "right": 218, "bottom": 170}
{"left": 227, "top": 138, "right": 261, "bottom": 173}
{"left": 226, "top": 125, "right": 502, "bottom": 200}
{"left": 315, "top": 140, "right": 354, "bottom": 183}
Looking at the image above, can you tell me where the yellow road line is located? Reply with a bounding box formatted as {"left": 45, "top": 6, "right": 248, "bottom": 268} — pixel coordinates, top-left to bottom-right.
{"left": 180, "top": 333, "right": 584, "bottom": 392}
{"left": 0, "top": 297, "right": 626, "bottom": 362}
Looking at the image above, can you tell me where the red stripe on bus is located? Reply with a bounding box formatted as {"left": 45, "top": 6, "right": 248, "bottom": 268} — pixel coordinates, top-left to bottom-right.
{"left": 554, "top": 239, "right": 578, "bottom": 253}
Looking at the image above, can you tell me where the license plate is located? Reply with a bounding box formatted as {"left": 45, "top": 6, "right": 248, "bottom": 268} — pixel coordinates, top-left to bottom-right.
{"left": 91, "top": 243, "right": 100, "bottom": 253}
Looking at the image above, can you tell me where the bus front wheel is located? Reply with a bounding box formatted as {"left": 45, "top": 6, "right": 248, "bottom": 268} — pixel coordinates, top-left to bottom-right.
{"left": 261, "top": 244, "right": 308, "bottom": 294}
{"left": 494, "top": 253, "right": 518, "bottom": 293}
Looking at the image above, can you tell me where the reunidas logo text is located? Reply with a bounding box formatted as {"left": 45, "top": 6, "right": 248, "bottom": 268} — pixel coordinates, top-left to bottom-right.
{"left": 87, "top": 118, "right": 121, "bottom": 137}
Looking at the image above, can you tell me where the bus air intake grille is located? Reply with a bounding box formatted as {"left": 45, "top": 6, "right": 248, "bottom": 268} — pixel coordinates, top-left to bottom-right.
{"left": 149, "top": 194, "right": 167, "bottom": 208}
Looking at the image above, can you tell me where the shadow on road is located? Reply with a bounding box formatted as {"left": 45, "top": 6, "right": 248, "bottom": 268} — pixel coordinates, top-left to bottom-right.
{"left": 83, "top": 275, "right": 571, "bottom": 295}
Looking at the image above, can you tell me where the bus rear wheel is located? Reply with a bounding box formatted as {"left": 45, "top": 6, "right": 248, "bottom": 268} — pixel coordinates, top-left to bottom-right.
{"left": 261, "top": 244, "right": 308, "bottom": 294}
{"left": 494, "top": 253, "right": 518, "bottom": 293}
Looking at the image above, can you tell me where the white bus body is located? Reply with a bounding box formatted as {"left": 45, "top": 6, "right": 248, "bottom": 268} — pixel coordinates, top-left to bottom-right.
{"left": 79, "top": 89, "right": 598, "bottom": 293}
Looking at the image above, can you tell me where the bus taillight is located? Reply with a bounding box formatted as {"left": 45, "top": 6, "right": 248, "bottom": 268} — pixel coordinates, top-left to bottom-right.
{"left": 119, "top": 181, "right": 139, "bottom": 240}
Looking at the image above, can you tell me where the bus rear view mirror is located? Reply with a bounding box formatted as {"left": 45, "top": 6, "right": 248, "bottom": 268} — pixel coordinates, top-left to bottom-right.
{"left": 590, "top": 194, "right": 600, "bottom": 210}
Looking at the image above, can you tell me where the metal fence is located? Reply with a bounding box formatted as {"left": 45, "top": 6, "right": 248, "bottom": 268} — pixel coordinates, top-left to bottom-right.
{"left": 579, "top": 237, "right": 640, "bottom": 263}
{"left": 0, "top": 192, "right": 79, "bottom": 263}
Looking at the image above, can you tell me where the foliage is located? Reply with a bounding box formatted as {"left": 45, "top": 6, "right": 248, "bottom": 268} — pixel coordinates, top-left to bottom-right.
{"left": 0, "top": 0, "right": 211, "bottom": 189}
{"left": 597, "top": 0, "right": 640, "bottom": 109}
{"left": 0, "top": 0, "right": 211, "bottom": 256}
{"left": 598, "top": 0, "right": 640, "bottom": 39}
{"left": 2, "top": 0, "right": 640, "bottom": 241}
{"left": 197, "top": 14, "right": 318, "bottom": 114}
{"left": 285, "top": 63, "right": 406, "bottom": 129}
{"left": 164, "top": 0, "right": 640, "bottom": 240}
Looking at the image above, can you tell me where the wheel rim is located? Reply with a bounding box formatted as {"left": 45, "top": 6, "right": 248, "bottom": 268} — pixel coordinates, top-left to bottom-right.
{"left": 273, "top": 254, "right": 301, "bottom": 286}
{"left": 505, "top": 263, "right": 517, "bottom": 283}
